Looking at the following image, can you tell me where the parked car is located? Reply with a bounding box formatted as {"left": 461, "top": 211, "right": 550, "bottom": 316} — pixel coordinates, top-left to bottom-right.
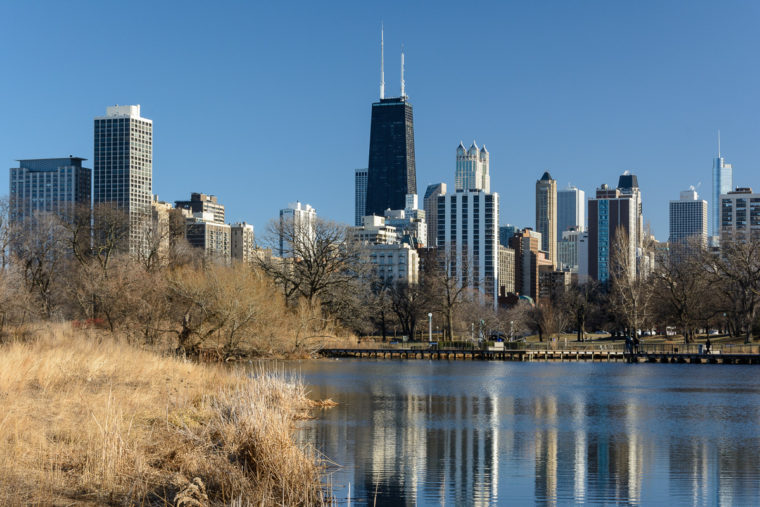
{"left": 489, "top": 332, "right": 507, "bottom": 342}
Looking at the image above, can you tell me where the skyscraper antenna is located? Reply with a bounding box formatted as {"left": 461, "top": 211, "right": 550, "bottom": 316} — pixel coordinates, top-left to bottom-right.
{"left": 380, "top": 23, "right": 385, "bottom": 100}
{"left": 718, "top": 129, "right": 721, "bottom": 158}
{"left": 400, "top": 45, "right": 405, "bottom": 98}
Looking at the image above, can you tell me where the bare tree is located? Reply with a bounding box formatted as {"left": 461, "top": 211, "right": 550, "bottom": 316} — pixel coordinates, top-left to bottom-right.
{"left": 609, "top": 229, "right": 654, "bottom": 337}
{"left": 388, "top": 280, "right": 430, "bottom": 341}
{"left": 704, "top": 238, "right": 760, "bottom": 343}
{"left": 167, "top": 264, "right": 285, "bottom": 357}
{"left": 651, "top": 240, "right": 717, "bottom": 342}
{"left": 90, "top": 203, "right": 130, "bottom": 273}
{"left": 0, "top": 198, "right": 17, "bottom": 270}
{"left": 13, "top": 213, "right": 69, "bottom": 318}
{"left": 423, "top": 251, "right": 472, "bottom": 340}
{"left": 256, "top": 217, "right": 364, "bottom": 308}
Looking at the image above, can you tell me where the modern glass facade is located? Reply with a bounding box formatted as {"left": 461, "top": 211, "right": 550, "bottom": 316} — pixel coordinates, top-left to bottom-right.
{"left": 94, "top": 105, "right": 152, "bottom": 254}
{"left": 365, "top": 97, "right": 416, "bottom": 216}
{"left": 557, "top": 186, "right": 585, "bottom": 237}
{"left": 720, "top": 189, "right": 760, "bottom": 244}
{"left": 10, "top": 157, "right": 91, "bottom": 224}
{"left": 354, "top": 168, "right": 368, "bottom": 226}
{"left": 712, "top": 156, "right": 732, "bottom": 237}
{"left": 423, "top": 183, "right": 446, "bottom": 248}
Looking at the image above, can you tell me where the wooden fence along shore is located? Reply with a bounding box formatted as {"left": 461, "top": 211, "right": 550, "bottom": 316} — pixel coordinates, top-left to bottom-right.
{"left": 320, "top": 343, "right": 760, "bottom": 364}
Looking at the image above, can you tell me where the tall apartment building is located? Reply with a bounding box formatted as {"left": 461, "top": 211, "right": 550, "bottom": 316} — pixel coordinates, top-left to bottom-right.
{"left": 10, "top": 157, "right": 91, "bottom": 224}
{"left": 719, "top": 187, "right": 760, "bottom": 244}
{"left": 279, "top": 201, "right": 316, "bottom": 257}
{"left": 617, "top": 172, "right": 644, "bottom": 248}
{"left": 365, "top": 40, "right": 416, "bottom": 216}
{"left": 557, "top": 227, "right": 584, "bottom": 272}
{"left": 455, "top": 141, "right": 489, "bottom": 192}
{"left": 536, "top": 172, "right": 557, "bottom": 267}
{"left": 587, "top": 182, "right": 638, "bottom": 282}
{"left": 150, "top": 196, "right": 173, "bottom": 260}
{"left": 94, "top": 105, "right": 152, "bottom": 254}
{"left": 669, "top": 189, "right": 708, "bottom": 246}
{"left": 185, "top": 212, "right": 231, "bottom": 261}
{"left": 557, "top": 185, "right": 585, "bottom": 237}
{"left": 539, "top": 269, "right": 572, "bottom": 302}
{"left": 423, "top": 183, "right": 446, "bottom": 248}
{"left": 354, "top": 168, "right": 368, "bottom": 226}
{"left": 363, "top": 243, "right": 419, "bottom": 285}
{"left": 712, "top": 137, "right": 733, "bottom": 237}
{"left": 175, "top": 193, "right": 225, "bottom": 224}
{"left": 438, "top": 190, "right": 499, "bottom": 307}
{"left": 231, "top": 222, "right": 255, "bottom": 262}
{"left": 509, "top": 229, "right": 551, "bottom": 301}
{"left": 498, "top": 245, "right": 515, "bottom": 296}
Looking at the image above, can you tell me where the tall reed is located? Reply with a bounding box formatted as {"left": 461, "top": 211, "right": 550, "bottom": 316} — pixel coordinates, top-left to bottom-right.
{"left": 0, "top": 325, "right": 327, "bottom": 505}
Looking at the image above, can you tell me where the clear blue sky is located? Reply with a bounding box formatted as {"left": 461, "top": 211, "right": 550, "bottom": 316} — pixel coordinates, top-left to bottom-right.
{"left": 2, "top": 0, "right": 759, "bottom": 240}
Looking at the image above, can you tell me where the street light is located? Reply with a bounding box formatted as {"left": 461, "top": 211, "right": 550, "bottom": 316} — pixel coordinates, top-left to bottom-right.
{"left": 428, "top": 313, "right": 433, "bottom": 343}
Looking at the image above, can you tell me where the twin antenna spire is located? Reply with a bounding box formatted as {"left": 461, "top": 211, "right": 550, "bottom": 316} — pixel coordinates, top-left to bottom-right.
{"left": 380, "top": 25, "right": 406, "bottom": 99}
{"left": 380, "top": 24, "right": 384, "bottom": 99}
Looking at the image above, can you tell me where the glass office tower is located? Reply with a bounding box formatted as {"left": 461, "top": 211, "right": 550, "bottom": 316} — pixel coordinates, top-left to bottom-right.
{"left": 712, "top": 154, "right": 732, "bottom": 237}
{"left": 365, "top": 97, "right": 416, "bottom": 217}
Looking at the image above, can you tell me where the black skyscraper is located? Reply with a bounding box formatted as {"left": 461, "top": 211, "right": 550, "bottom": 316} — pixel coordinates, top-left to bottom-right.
{"left": 365, "top": 96, "right": 417, "bottom": 216}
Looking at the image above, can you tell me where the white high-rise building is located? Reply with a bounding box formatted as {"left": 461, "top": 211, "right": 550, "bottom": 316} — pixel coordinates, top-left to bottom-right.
{"left": 279, "top": 201, "right": 316, "bottom": 257}
{"left": 438, "top": 190, "right": 499, "bottom": 308}
{"left": 354, "top": 168, "right": 368, "bottom": 226}
{"left": 557, "top": 185, "right": 585, "bottom": 237}
{"left": 94, "top": 105, "right": 152, "bottom": 254}
{"left": 455, "top": 141, "right": 489, "bottom": 192}
{"left": 712, "top": 134, "right": 732, "bottom": 237}
{"left": 669, "top": 189, "right": 707, "bottom": 247}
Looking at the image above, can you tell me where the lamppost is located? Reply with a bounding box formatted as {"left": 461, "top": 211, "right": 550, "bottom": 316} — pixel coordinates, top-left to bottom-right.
{"left": 428, "top": 313, "right": 433, "bottom": 343}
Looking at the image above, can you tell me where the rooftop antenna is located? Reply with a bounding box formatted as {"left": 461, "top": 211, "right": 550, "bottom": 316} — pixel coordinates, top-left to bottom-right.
{"left": 718, "top": 129, "right": 721, "bottom": 158}
{"left": 400, "top": 44, "right": 406, "bottom": 98}
{"left": 380, "top": 23, "right": 385, "bottom": 99}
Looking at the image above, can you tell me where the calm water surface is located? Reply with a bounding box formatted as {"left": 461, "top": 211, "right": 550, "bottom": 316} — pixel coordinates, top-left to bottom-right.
{"left": 288, "top": 359, "right": 760, "bottom": 506}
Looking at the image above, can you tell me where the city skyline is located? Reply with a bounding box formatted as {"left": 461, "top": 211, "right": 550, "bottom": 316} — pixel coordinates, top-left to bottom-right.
{"left": 2, "top": 1, "right": 759, "bottom": 239}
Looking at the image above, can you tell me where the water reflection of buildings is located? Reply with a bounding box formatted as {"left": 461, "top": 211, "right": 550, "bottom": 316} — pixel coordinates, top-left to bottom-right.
{"left": 296, "top": 363, "right": 760, "bottom": 506}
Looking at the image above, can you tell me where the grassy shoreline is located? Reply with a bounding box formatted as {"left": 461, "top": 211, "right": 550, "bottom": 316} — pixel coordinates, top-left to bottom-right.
{"left": 0, "top": 326, "right": 327, "bottom": 505}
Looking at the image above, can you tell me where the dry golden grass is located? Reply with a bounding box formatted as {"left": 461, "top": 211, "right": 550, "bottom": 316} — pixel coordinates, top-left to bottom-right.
{"left": 0, "top": 325, "right": 327, "bottom": 506}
